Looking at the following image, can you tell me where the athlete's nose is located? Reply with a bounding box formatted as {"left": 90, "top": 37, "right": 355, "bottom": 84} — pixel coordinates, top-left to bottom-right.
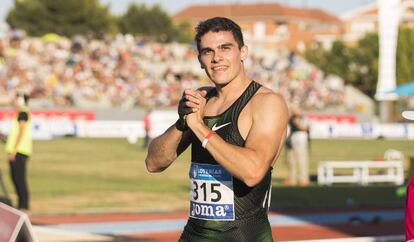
{"left": 211, "top": 51, "right": 223, "bottom": 63}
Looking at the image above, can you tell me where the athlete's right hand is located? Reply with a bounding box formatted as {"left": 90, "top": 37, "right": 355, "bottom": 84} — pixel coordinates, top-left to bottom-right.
{"left": 185, "top": 89, "right": 207, "bottom": 130}
{"left": 176, "top": 89, "right": 207, "bottom": 131}
{"left": 176, "top": 89, "right": 201, "bottom": 131}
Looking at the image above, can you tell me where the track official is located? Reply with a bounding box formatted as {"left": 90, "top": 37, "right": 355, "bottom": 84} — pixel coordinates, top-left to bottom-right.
{"left": 6, "top": 93, "right": 32, "bottom": 211}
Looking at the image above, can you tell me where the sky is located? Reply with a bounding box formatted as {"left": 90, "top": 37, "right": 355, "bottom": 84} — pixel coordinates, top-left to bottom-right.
{"left": 1, "top": 0, "right": 375, "bottom": 22}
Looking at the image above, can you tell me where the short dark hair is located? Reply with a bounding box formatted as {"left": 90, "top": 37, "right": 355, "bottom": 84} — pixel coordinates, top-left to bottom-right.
{"left": 195, "top": 17, "right": 245, "bottom": 52}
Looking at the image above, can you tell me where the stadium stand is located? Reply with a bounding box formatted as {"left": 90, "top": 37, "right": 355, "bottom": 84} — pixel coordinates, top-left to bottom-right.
{"left": 0, "top": 30, "right": 346, "bottom": 111}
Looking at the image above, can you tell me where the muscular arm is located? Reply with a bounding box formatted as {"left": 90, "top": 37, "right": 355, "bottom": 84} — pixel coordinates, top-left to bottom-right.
{"left": 145, "top": 125, "right": 192, "bottom": 172}
{"left": 145, "top": 88, "right": 207, "bottom": 172}
{"left": 189, "top": 93, "right": 288, "bottom": 187}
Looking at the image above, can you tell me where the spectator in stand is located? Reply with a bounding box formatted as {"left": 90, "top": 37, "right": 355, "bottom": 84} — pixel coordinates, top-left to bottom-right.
{"left": 0, "top": 29, "right": 345, "bottom": 111}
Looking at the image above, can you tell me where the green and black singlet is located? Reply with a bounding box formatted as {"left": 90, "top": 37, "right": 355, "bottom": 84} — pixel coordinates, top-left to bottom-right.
{"left": 179, "top": 81, "right": 274, "bottom": 242}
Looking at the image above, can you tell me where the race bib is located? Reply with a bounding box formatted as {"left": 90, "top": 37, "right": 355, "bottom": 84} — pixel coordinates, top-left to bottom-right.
{"left": 189, "top": 163, "right": 235, "bottom": 221}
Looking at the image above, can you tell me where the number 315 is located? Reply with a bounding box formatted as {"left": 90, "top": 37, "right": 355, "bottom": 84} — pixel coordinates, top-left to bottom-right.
{"left": 193, "top": 182, "right": 222, "bottom": 202}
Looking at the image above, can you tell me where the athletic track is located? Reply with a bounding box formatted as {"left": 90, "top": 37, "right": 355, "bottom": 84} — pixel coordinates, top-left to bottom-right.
{"left": 30, "top": 208, "right": 405, "bottom": 242}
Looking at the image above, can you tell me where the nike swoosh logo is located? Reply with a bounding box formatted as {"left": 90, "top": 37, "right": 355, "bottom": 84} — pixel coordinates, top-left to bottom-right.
{"left": 212, "top": 122, "right": 232, "bottom": 131}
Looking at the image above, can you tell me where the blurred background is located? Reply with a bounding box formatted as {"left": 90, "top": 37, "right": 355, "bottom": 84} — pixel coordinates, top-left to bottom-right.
{"left": 0, "top": 0, "right": 412, "bottom": 241}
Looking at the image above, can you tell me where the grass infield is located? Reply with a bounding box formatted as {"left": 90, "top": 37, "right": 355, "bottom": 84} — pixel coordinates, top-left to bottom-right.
{"left": 0, "top": 138, "right": 411, "bottom": 214}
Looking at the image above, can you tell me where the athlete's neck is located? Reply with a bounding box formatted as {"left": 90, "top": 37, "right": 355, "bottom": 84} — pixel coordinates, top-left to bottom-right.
{"left": 215, "top": 73, "right": 251, "bottom": 101}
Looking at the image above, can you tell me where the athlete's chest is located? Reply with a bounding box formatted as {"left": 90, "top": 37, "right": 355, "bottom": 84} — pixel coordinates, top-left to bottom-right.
{"left": 203, "top": 96, "right": 235, "bottom": 117}
{"left": 205, "top": 99, "right": 252, "bottom": 139}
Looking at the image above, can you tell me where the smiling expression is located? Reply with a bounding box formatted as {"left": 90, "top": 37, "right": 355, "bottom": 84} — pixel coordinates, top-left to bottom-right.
{"left": 198, "top": 31, "right": 248, "bottom": 86}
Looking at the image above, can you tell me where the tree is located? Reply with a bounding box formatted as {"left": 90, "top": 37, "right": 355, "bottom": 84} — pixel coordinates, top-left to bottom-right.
{"left": 324, "top": 41, "right": 353, "bottom": 82}
{"left": 118, "top": 3, "right": 192, "bottom": 43}
{"left": 396, "top": 27, "right": 414, "bottom": 84}
{"left": 305, "top": 34, "right": 379, "bottom": 97}
{"left": 305, "top": 27, "right": 414, "bottom": 98}
{"left": 350, "top": 33, "right": 379, "bottom": 96}
{"left": 173, "top": 20, "right": 193, "bottom": 43}
{"left": 304, "top": 43, "right": 327, "bottom": 70}
{"left": 6, "top": 0, "right": 116, "bottom": 37}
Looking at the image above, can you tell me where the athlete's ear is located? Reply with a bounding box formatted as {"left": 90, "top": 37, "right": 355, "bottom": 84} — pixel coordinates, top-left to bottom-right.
{"left": 240, "top": 45, "right": 248, "bottom": 62}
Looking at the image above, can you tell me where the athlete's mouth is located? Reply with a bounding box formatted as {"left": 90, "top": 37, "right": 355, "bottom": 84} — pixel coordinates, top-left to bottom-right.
{"left": 212, "top": 66, "right": 228, "bottom": 71}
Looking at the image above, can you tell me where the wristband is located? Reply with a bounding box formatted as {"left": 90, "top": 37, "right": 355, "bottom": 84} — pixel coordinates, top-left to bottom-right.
{"left": 175, "top": 115, "right": 188, "bottom": 131}
{"left": 202, "top": 130, "right": 216, "bottom": 148}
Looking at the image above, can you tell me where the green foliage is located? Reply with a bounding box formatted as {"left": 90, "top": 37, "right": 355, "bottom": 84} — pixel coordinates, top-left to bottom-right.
{"left": 117, "top": 3, "right": 192, "bottom": 43}
{"left": 304, "top": 43, "right": 327, "bottom": 70}
{"left": 304, "top": 41, "right": 356, "bottom": 84}
{"left": 6, "top": 0, "right": 116, "bottom": 37}
{"left": 305, "top": 34, "right": 380, "bottom": 97}
{"left": 173, "top": 20, "right": 194, "bottom": 43}
{"left": 324, "top": 41, "right": 353, "bottom": 81}
{"left": 397, "top": 27, "right": 414, "bottom": 84}
{"left": 6, "top": 0, "right": 192, "bottom": 43}
{"left": 305, "top": 27, "right": 414, "bottom": 97}
{"left": 349, "top": 33, "right": 379, "bottom": 97}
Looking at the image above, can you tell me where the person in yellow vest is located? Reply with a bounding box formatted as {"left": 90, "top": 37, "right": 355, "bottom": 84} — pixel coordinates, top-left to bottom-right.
{"left": 5, "top": 93, "right": 32, "bottom": 211}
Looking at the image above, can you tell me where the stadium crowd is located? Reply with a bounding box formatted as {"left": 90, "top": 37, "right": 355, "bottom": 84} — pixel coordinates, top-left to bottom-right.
{"left": 0, "top": 30, "right": 345, "bottom": 110}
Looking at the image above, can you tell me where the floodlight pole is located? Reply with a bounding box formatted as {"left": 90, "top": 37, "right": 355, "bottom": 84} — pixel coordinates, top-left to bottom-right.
{"left": 375, "top": 0, "right": 400, "bottom": 123}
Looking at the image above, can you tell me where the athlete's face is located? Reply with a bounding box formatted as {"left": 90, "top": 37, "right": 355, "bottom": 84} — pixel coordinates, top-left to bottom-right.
{"left": 198, "top": 31, "right": 247, "bottom": 86}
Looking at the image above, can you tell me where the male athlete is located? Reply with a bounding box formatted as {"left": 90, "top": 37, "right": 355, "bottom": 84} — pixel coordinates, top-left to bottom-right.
{"left": 145, "top": 17, "right": 288, "bottom": 241}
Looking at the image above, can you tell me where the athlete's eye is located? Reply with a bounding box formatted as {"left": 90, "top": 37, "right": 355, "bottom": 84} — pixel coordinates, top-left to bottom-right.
{"left": 201, "top": 49, "right": 213, "bottom": 56}
{"left": 219, "top": 45, "right": 232, "bottom": 51}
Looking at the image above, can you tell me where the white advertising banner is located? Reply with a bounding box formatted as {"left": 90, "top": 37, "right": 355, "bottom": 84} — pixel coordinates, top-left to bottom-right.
{"left": 2, "top": 109, "right": 414, "bottom": 140}
{"left": 0, "top": 120, "right": 73, "bottom": 140}
{"left": 149, "top": 110, "right": 179, "bottom": 137}
{"left": 75, "top": 120, "right": 143, "bottom": 138}
{"left": 372, "top": 123, "right": 409, "bottom": 139}
{"left": 329, "top": 123, "right": 364, "bottom": 138}
{"left": 308, "top": 123, "right": 332, "bottom": 139}
{"left": 375, "top": 0, "right": 400, "bottom": 100}
{"left": 309, "top": 123, "right": 412, "bottom": 139}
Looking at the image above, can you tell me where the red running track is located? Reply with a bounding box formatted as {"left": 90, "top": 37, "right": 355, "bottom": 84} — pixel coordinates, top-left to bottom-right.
{"left": 31, "top": 210, "right": 404, "bottom": 241}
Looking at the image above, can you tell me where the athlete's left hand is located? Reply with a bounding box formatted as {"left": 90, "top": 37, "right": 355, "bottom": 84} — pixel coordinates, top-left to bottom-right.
{"left": 186, "top": 89, "right": 207, "bottom": 129}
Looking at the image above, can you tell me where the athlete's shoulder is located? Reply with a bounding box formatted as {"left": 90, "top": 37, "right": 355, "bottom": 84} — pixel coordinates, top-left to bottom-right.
{"left": 252, "top": 85, "right": 287, "bottom": 109}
